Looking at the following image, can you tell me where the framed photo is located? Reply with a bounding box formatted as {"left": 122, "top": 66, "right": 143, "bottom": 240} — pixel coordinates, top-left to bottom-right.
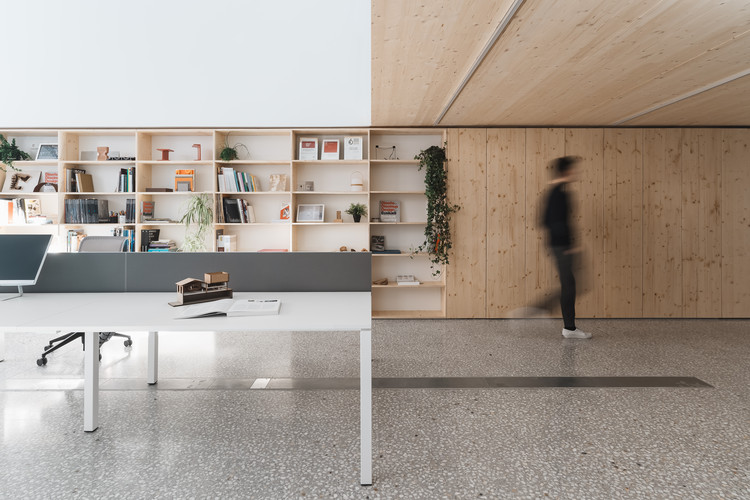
{"left": 299, "top": 138, "right": 318, "bottom": 160}
{"left": 36, "top": 143, "right": 58, "bottom": 160}
{"left": 296, "top": 203, "right": 325, "bottom": 222}
{"left": 304, "top": 180, "right": 315, "bottom": 191}
{"left": 321, "top": 139, "right": 340, "bottom": 160}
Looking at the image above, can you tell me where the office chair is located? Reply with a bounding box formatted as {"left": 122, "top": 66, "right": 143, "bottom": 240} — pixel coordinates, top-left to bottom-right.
{"left": 36, "top": 236, "right": 133, "bottom": 366}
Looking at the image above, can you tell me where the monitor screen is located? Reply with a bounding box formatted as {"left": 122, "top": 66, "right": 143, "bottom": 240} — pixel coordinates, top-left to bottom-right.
{"left": 0, "top": 234, "right": 53, "bottom": 286}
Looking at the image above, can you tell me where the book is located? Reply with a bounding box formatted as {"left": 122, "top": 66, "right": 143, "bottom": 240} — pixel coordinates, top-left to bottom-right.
{"left": 222, "top": 198, "right": 242, "bottom": 223}
{"left": 379, "top": 200, "right": 401, "bottom": 222}
{"left": 140, "top": 228, "right": 160, "bottom": 252}
{"left": 217, "top": 234, "right": 237, "bottom": 252}
{"left": 344, "top": 136, "right": 363, "bottom": 160}
{"left": 175, "top": 298, "right": 281, "bottom": 319}
{"left": 321, "top": 139, "right": 340, "bottom": 160}
{"left": 175, "top": 169, "right": 195, "bottom": 192}
{"left": 76, "top": 173, "right": 95, "bottom": 192}
{"left": 23, "top": 198, "right": 42, "bottom": 220}
{"left": 299, "top": 138, "right": 318, "bottom": 160}
{"left": 141, "top": 201, "right": 155, "bottom": 220}
{"left": 370, "top": 235, "right": 385, "bottom": 252}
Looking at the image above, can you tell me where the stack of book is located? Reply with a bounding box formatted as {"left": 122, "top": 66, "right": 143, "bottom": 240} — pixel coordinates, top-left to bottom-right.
{"left": 147, "top": 239, "right": 177, "bottom": 252}
{"left": 222, "top": 198, "right": 255, "bottom": 223}
{"left": 218, "top": 168, "right": 260, "bottom": 192}
{"left": 64, "top": 198, "right": 109, "bottom": 223}
{"left": 117, "top": 167, "right": 136, "bottom": 192}
{"left": 396, "top": 274, "right": 420, "bottom": 286}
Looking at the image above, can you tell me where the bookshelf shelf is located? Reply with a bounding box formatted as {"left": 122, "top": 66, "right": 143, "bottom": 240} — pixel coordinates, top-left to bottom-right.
{"left": 0, "top": 127, "right": 446, "bottom": 318}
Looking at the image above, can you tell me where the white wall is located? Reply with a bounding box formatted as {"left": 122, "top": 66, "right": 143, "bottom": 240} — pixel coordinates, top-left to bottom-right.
{"left": 1, "top": 0, "right": 370, "bottom": 127}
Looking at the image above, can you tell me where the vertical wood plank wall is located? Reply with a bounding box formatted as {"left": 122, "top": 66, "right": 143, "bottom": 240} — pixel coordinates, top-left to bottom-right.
{"left": 446, "top": 127, "right": 749, "bottom": 318}
{"left": 446, "top": 128, "right": 487, "bottom": 318}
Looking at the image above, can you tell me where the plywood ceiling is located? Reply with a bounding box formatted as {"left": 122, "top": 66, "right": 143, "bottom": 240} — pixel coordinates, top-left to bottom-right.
{"left": 371, "top": 0, "right": 750, "bottom": 127}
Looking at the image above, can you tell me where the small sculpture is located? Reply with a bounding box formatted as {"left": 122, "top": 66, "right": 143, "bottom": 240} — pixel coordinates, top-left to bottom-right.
{"left": 157, "top": 149, "right": 174, "bottom": 161}
{"left": 192, "top": 144, "right": 201, "bottom": 161}
{"left": 334, "top": 210, "right": 343, "bottom": 223}
{"left": 97, "top": 147, "right": 109, "bottom": 161}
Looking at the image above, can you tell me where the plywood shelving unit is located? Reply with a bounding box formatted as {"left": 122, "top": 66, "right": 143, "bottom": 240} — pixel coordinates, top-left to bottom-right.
{"left": 0, "top": 127, "right": 446, "bottom": 318}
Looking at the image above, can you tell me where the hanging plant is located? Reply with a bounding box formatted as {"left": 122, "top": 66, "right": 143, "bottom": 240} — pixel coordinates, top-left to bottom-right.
{"left": 179, "top": 193, "right": 214, "bottom": 252}
{"left": 414, "top": 143, "right": 459, "bottom": 274}
{"left": 219, "top": 133, "right": 250, "bottom": 161}
{"left": 0, "top": 134, "right": 31, "bottom": 171}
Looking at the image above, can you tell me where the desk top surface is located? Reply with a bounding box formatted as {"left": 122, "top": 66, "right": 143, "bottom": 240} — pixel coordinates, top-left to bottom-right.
{"left": 0, "top": 292, "right": 371, "bottom": 333}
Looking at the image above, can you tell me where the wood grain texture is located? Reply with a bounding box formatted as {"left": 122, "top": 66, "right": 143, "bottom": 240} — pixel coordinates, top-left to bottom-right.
{"left": 623, "top": 74, "right": 750, "bottom": 126}
{"left": 642, "top": 129, "right": 682, "bottom": 317}
{"left": 603, "top": 129, "right": 643, "bottom": 317}
{"left": 565, "top": 129, "right": 605, "bottom": 317}
{"left": 371, "top": 0, "right": 518, "bottom": 126}
{"left": 524, "top": 128, "right": 565, "bottom": 311}
{"left": 446, "top": 128, "right": 488, "bottom": 318}
{"left": 721, "top": 130, "right": 750, "bottom": 318}
{"left": 681, "top": 129, "right": 722, "bottom": 317}
{"left": 486, "top": 128, "right": 526, "bottom": 317}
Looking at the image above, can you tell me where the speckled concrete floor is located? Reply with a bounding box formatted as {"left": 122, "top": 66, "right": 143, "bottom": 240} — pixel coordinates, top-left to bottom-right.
{"left": 1, "top": 319, "right": 749, "bottom": 499}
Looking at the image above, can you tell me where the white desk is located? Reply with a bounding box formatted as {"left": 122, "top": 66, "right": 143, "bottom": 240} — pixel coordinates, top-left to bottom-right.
{"left": 0, "top": 291, "right": 373, "bottom": 485}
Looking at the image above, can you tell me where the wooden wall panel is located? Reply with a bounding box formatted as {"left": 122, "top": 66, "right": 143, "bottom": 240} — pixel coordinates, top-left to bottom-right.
{"left": 446, "top": 128, "right": 487, "bottom": 318}
{"left": 603, "top": 129, "right": 644, "bottom": 317}
{"left": 642, "top": 129, "right": 683, "bottom": 316}
{"left": 524, "top": 128, "right": 565, "bottom": 311}
{"left": 721, "top": 130, "right": 750, "bottom": 318}
{"left": 682, "top": 129, "right": 722, "bottom": 317}
{"left": 487, "top": 129, "right": 526, "bottom": 317}
{"left": 565, "top": 129, "right": 605, "bottom": 317}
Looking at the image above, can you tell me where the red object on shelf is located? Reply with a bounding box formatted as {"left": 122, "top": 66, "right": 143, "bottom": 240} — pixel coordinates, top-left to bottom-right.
{"left": 157, "top": 149, "right": 174, "bottom": 161}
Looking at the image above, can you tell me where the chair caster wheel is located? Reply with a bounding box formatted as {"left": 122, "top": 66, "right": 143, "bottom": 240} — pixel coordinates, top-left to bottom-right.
{"left": 37, "top": 358, "right": 47, "bottom": 366}
{"left": 124, "top": 340, "right": 132, "bottom": 347}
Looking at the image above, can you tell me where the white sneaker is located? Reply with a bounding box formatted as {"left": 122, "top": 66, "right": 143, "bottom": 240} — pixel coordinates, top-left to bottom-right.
{"left": 562, "top": 328, "right": 592, "bottom": 339}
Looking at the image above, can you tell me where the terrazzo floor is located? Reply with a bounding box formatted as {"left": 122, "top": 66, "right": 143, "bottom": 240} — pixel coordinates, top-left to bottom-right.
{"left": 1, "top": 319, "right": 748, "bottom": 499}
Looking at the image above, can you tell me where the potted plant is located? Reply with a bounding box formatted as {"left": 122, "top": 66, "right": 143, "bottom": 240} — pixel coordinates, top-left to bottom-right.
{"left": 219, "top": 133, "right": 250, "bottom": 161}
{"left": 179, "top": 193, "right": 214, "bottom": 252}
{"left": 345, "top": 202, "right": 367, "bottom": 223}
{"left": 0, "top": 134, "right": 31, "bottom": 171}
{"left": 414, "top": 144, "right": 459, "bottom": 274}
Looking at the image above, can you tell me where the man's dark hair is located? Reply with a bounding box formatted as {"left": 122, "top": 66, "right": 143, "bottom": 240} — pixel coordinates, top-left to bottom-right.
{"left": 552, "top": 156, "right": 581, "bottom": 176}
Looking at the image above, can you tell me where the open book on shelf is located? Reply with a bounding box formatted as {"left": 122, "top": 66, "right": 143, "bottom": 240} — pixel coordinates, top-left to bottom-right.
{"left": 175, "top": 298, "right": 281, "bottom": 319}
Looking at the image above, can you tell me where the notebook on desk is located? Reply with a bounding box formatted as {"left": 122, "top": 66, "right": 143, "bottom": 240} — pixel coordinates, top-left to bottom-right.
{"left": 174, "top": 298, "right": 281, "bottom": 319}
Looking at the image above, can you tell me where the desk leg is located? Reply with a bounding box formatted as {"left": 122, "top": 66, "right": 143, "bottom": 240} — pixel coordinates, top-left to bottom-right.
{"left": 360, "top": 327, "right": 372, "bottom": 486}
{"left": 83, "top": 331, "right": 99, "bottom": 432}
{"left": 147, "top": 331, "right": 158, "bottom": 385}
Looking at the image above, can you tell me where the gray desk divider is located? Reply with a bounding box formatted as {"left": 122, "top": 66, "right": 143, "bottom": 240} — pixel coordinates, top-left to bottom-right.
{"left": 0, "top": 252, "right": 371, "bottom": 294}
{"left": 125, "top": 252, "right": 371, "bottom": 292}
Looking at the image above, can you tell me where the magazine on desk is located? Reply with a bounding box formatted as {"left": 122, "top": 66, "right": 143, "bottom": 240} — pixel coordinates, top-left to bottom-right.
{"left": 175, "top": 298, "right": 281, "bottom": 319}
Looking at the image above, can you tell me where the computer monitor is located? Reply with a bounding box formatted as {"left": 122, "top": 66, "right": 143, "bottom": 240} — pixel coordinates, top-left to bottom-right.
{"left": 0, "top": 234, "right": 53, "bottom": 300}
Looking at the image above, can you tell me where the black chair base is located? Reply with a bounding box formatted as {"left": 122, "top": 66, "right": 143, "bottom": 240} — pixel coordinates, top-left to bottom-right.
{"left": 37, "top": 332, "right": 132, "bottom": 366}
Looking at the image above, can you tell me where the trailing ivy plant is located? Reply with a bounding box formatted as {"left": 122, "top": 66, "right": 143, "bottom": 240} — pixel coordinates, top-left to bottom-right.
{"left": 179, "top": 193, "right": 214, "bottom": 252}
{"left": 414, "top": 143, "right": 459, "bottom": 275}
{"left": 0, "top": 134, "right": 31, "bottom": 171}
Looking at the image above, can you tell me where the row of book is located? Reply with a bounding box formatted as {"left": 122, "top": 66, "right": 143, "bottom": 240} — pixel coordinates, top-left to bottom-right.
{"left": 222, "top": 198, "right": 256, "bottom": 223}
{"left": 117, "top": 167, "right": 136, "bottom": 192}
{"left": 64, "top": 168, "right": 136, "bottom": 193}
{"left": 0, "top": 197, "right": 51, "bottom": 224}
{"left": 218, "top": 168, "right": 260, "bottom": 193}
{"left": 64, "top": 198, "right": 136, "bottom": 224}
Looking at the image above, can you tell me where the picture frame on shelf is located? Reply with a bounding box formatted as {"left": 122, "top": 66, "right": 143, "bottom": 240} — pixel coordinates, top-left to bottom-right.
{"left": 296, "top": 203, "right": 325, "bottom": 223}
{"left": 344, "top": 136, "right": 363, "bottom": 160}
{"left": 299, "top": 138, "right": 318, "bottom": 160}
{"left": 321, "top": 139, "right": 340, "bottom": 160}
{"left": 36, "top": 144, "right": 58, "bottom": 160}
{"left": 304, "top": 181, "right": 314, "bottom": 191}
{"left": 175, "top": 169, "right": 195, "bottom": 192}
{"left": 3, "top": 170, "right": 41, "bottom": 192}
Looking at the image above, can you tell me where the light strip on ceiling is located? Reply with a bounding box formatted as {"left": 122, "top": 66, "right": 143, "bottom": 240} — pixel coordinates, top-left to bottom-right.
{"left": 612, "top": 69, "right": 750, "bottom": 125}
{"left": 433, "top": 0, "right": 527, "bottom": 126}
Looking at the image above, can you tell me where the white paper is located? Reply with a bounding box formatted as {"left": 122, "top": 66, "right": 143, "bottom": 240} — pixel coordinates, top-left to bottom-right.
{"left": 175, "top": 298, "right": 281, "bottom": 318}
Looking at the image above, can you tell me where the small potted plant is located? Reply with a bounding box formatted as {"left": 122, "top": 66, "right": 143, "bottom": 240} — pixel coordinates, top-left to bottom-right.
{"left": 345, "top": 203, "right": 367, "bottom": 223}
{"left": 0, "top": 134, "right": 31, "bottom": 171}
{"left": 219, "top": 133, "right": 250, "bottom": 161}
